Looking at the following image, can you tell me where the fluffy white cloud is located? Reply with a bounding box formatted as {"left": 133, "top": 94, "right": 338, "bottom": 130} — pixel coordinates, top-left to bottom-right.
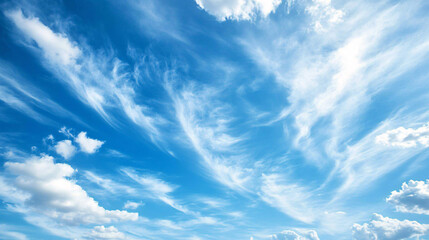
{"left": 90, "top": 226, "right": 125, "bottom": 240}
{"left": 352, "top": 214, "right": 429, "bottom": 240}
{"left": 54, "top": 140, "right": 76, "bottom": 159}
{"left": 376, "top": 123, "right": 429, "bottom": 148}
{"left": 2, "top": 155, "right": 138, "bottom": 225}
{"left": 272, "top": 229, "right": 319, "bottom": 240}
{"left": 195, "top": 0, "right": 282, "bottom": 21}
{"left": 387, "top": 180, "right": 429, "bottom": 215}
{"left": 5, "top": 10, "right": 80, "bottom": 65}
{"left": 75, "top": 132, "right": 104, "bottom": 154}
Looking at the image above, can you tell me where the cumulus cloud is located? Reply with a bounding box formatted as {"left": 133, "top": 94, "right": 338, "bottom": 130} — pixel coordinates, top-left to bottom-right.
{"left": 376, "top": 123, "right": 429, "bottom": 148}
{"left": 5, "top": 9, "right": 80, "bottom": 65}
{"left": 352, "top": 214, "right": 429, "bottom": 240}
{"left": 75, "top": 132, "right": 104, "bottom": 154}
{"left": 90, "top": 226, "right": 125, "bottom": 240}
{"left": 272, "top": 229, "right": 319, "bottom": 240}
{"left": 195, "top": 0, "right": 282, "bottom": 21}
{"left": 2, "top": 155, "right": 138, "bottom": 225}
{"left": 54, "top": 140, "right": 76, "bottom": 159}
{"left": 387, "top": 180, "right": 429, "bottom": 215}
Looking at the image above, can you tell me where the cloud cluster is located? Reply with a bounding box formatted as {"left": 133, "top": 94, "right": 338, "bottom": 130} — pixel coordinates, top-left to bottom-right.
{"left": 195, "top": 0, "right": 282, "bottom": 21}
{"left": 53, "top": 128, "right": 104, "bottom": 159}
{"left": 272, "top": 229, "right": 319, "bottom": 240}
{"left": 1, "top": 155, "right": 138, "bottom": 225}
{"left": 387, "top": 180, "right": 429, "bottom": 215}
{"left": 352, "top": 214, "right": 429, "bottom": 240}
{"left": 376, "top": 123, "right": 429, "bottom": 148}
{"left": 305, "top": 0, "right": 344, "bottom": 32}
{"left": 90, "top": 226, "right": 125, "bottom": 240}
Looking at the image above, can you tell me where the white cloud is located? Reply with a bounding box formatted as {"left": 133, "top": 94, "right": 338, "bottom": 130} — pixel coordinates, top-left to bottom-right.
{"left": 123, "top": 201, "right": 143, "bottom": 210}
{"left": 352, "top": 214, "right": 429, "bottom": 240}
{"left": 242, "top": 0, "right": 429, "bottom": 199}
{"left": 59, "top": 126, "right": 74, "bottom": 138}
{"left": 122, "top": 169, "right": 190, "bottom": 214}
{"left": 6, "top": 9, "right": 162, "bottom": 140}
{"left": 90, "top": 226, "right": 125, "bottom": 240}
{"left": 0, "top": 224, "right": 27, "bottom": 240}
{"left": 272, "top": 229, "right": 319, "bottom": 240}
{"left": 305, "top": 0, "right": 344, "bottom": 32}
{"left": 387, "top": 180, "right": 429, "bottom": 215}
{"left": 2, "top": 155, "right": 138, "bottom": 225}
{"left": 166, "top": 82, "right": 250, "bottom": 192}
{"left": 259, "top": 174, "right": 316, "bottom": 223}
{"left": 54, "top": 140, "right": 76, "bottom": 159}
{"left": 5, "top": 10, "right": 80, "bottom": 65}
{"left": 195, "top": 0, "right": 282, "bottom": 21}
{"left": 376, "top": 123, "right": 429, "bottom": 148}
{"left": 84, "top": 171, "right": 136, "bottom": 195}
{"left": 75, "top": 132, "right": 104, "bottom": 154}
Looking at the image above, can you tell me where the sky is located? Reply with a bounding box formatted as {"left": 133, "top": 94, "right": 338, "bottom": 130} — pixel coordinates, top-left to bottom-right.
{"left": 0, "top": 0, "right": 429, "bottom": 239}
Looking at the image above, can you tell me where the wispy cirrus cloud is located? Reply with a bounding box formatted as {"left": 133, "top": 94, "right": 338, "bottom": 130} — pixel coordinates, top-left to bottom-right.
{"left": 242, "top": 0, "right": 429, "bottom": 197}
{"left": 0, "top": 61, "right": 81, "bottom": 125}
{"left": 122, "top": 168, "right": 191, "bottom": 214}
{"left": 259, "top": 173, "right": 317, "bottom": 224}
{"left": 165, "top": 81, "right": 251, "bottom": 192}
{"left": 5, "top": 9, "right": 164, "bottom": 141}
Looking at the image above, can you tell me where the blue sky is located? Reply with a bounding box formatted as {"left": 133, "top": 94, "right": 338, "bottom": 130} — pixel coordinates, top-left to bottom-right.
{"left": 0, "top": 0, "right": 429, "bottom": 239}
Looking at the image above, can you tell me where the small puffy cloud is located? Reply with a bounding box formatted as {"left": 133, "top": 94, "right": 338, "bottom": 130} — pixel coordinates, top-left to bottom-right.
{"left": 75, "top": 132, "right": 104, "bottom": 154}
{"left": 90, "top": 226, "right": 125, "bottom": 240}
{"left": 2, "top": 155, "right": 138, "bottom": 225}
{"left": 5, "top": 9, "right": 81, "bottom": 65}
{"left": 54, "top": 140, "right": 76, "bottom": 159}
{"left": 272, "top": 229, "right": 319, "bottom": 240}
{"left": 352, "top": 214, "right": 429, "bottom": 240}
{"left": 195, "top": 0, "right": 282, "bottom": 21}
{"left": 376, "top": 123, "right": 429, "bottom": 148}
{"left": 387, "top": 180, "right": 429, "bottom": 215}
{"left": 123, "top": 201, "right": 143, "bottom": 210}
